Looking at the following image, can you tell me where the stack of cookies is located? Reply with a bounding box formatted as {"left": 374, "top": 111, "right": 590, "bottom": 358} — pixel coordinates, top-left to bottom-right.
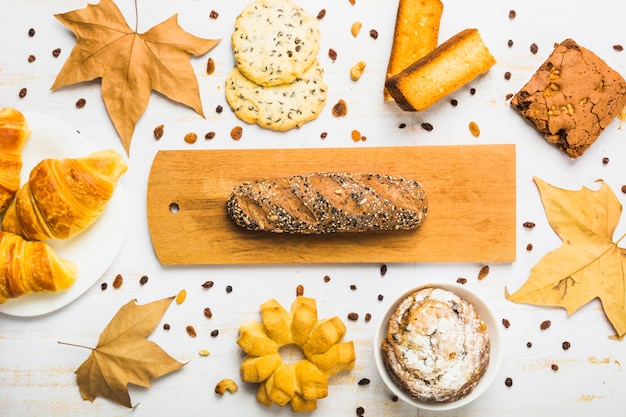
{"left": 225, "top": 0, "right": 327, "bottom": 131}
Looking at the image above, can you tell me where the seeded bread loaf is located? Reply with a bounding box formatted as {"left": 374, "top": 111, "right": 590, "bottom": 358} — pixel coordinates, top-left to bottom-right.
{"left": 385, "top": 28, "right": 496, "bottom": 111}
{"left": 227, "top": 173, "right": 427, "bottom": 234}
{"left": 382, "top": 287, "right": 490, "bottom": 403}
{"left": 384, "top": 0, "right": 443, "bottom": 100}
{"left": 511, "top": 39, "right": 626, "bottom": 158}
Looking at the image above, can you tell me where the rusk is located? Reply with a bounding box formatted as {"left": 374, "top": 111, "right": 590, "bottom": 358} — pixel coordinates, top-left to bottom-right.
{"left": 227, "top": 172, "right": 427, "bottom": 234}
{"left": 384, "top": 0, "right": 443, "bottom": 100}
{"left": 385, "top": 28, "right": 496, "bottom": 111}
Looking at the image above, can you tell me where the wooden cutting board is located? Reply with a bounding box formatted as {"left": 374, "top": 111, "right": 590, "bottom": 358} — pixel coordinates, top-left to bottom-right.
{"left": 147, "top": 145, "right": 516, "bottom": 265}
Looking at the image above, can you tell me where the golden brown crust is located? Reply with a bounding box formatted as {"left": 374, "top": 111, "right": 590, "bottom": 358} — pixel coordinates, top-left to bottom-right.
{"left": 386, "top": 28, "right": 496, "bottom": 111}
{"left": 384, "top": 0, "right": 443, "bottom": 100}
{"left": 0, "top": 108, "right": 31, "bottom": 213}
{"left": 227, "top": 172, "right": 427, "bottom": 234}
{"left": 2, "top": 149, "right": 127, "bottom": 240}
{"left": 0, "top": 231, "right": 77, "bottom": 303}
{"left": 511, "top": 39, "right": 626, "bottom": 158}
{"left": 381, "top": 287, "right": 490, "bottom": 403}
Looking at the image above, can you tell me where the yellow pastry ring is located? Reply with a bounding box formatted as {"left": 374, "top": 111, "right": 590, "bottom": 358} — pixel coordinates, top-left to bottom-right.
{"left": 237, "top": 296, "right": 356, "bottom": 412}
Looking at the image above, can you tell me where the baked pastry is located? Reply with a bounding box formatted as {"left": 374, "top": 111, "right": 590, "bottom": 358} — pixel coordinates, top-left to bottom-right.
{"left": 224, "top": 60, "right": 327, "bottom": 131}
{"left": 384, "top": 0, "right": 443, "bottom": 100}
{"left": 227, "top": 172, "right": 428, "bottom": 234}
{"left": 231, "top": 0, "right": 320, "bottom": 86}
{"left": 385, "top": 28, "right": 496, "bottom": 111}
{"left": 2, "top": 149, "right": 127, "bottom": 240}
{"left": 0, "top": 108, "right": 31, "bottom": 212}
{"left": 237, "top": 296, "right": 355, "bottom": 412}
{"left": 382, "top": 287, "right": 490, "bottom": 403}
{"left": 511, "top": 39, "right": 626, "bottom": 158}
{"left": 0, "top": 231, "right": 77, "bottom": 303}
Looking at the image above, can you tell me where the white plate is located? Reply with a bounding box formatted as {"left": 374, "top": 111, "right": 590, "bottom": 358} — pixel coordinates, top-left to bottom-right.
{"left": 0, "top": 112, "right": 128, "bottom": 317}
{"left": 374, "top": 282, "right": 503, "bottom": 411}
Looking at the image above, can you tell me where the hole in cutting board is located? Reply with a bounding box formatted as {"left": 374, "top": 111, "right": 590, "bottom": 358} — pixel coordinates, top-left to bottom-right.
{"left": 169, "top": 202, "right": 180, "bottom": 214}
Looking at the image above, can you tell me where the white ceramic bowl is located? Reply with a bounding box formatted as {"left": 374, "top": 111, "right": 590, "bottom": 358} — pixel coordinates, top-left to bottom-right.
{"left": 373, "top": 282, "right": 502, "bottom": 411}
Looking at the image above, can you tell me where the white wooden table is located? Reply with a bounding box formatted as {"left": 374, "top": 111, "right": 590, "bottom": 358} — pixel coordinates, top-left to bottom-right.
{"left": 1, "top": 1, "right": 625, "bottom": 416}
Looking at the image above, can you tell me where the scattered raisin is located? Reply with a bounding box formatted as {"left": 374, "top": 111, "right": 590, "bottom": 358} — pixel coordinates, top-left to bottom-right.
{"left": 186, "top": 325, "right": 197, "bottom": 337}
{"left": 351, "top": 129, "right": 361, "bottom": 142}
{"left": 347, "top": 312, "right": 359, "bottom": 321}
{"left": 230, "top": 126, "right": 243, "bottom": 140}
{"left": 163, "top": 323, "right": 171, "bottom": 330}
{"left": 320, "top": 131, "right": 328, "bottom": 139}
{"left": 205, "top": 131, "right": 216, "bottom": 140}
{"left": 508, "top": 39, "right": 514, "bottom": 47}
{"left": 215, "top": 105, "right": 223, "bottom": 113}
{"left": 202, "top": 280, "right": 214, "bottom": 289}
{"left": 209, "top": 10, "right": 219, "bottom": 19}
{"left": 317, "top": 9, "right": 326, "bottom": 19}
{"left": 523, "top": 221, "right": 536, "bottom": 229}
{"left": 350, "top": 284, "right": 357, "bottom": 290}
{"left": 391, "top": 395, "right": 398, "bottom": 402}
{"left": 356, "top": 406, "right": 365, "bottom": 416}
{"left": 540, "top": 320, "right": 551, "bottom": 330}
{"left": 210, "top": 329, "right": 219, "bottom": 337}
{"left": 369, "top": 29, "right": 378, "bottom": 39}
{"left": 398, "top": 123, "right": 406, "bottom": 129}
{"left": 101, "top": 282, "right": 108, "bottom": 291}
{"left": 139, "top": 275, "right": 149, "bottom": 285}
{"left": 176, "top": 289, "right": 187, "bottom": 304}
{"left": 328, "top": 48, "right": 338, "bottom": 61}
{"left": 551, "top": 364, "right": 559, "bottom": 371}
{"left": 28, "top": 54, "right": 36, "bottom": 63}
{"left": 323, "top": 275, "right": 331, "bottom": 282}
{"left": 526, "top": 341, "right": 532, "bottom": 348}
{"left": 622, "top": 185, "right": 626, "bottom": 194}
{"left": 380, "top": 264, "right": 387, "bottom": 276}
{"left": 225, "top": 285, "right": 233, "bottom": 294}
{"left": 508, "top": 9, "right": 516, "bottom": 19}
{"left": 52, "top": 48, "right": 61, "bottom": 58}
{"left": 296, "top": 284, "right": 304, "bottom": 296}
{"left": 421, "top": 122, "right": 433, "bottom": 131}
{"left": 530, "top": 43, "right": 539, "bottom": 54}
{"left": 505, "top": 377, "right": 513, "bottom": 387}
{"left": 613, "top": 44, "right": 624, "bottom": 52}
{"left": 18, "top": 88, "right": 27, "bottom": 98}
{"left": 502, "top": 318, "right": 511, "bottom": 328}
{"left": 75, "top": 98, "right": 86, "bottom": 108}
{"left": 526, "top": 243, "right": 533, "bottom": 251}
{"left": 206, "top": 57, "right": 215, "bottom": 75}
{"left": 478, "top": 265, "right": 490, "bottom": 280}
{"left": 153, "top": 124, "right": 164, "bottom": 140}
{"left": 364, "top": 313, "right": 372, "bottom": 322}
{"left": 504, "top": 71, "right": 512, "bottom": 80}
{"left": 112, "top": 274, "right": 123, "bottom": 289}
{"left": 378, "top": 294, "right": 384, "bottom": 301}
{"left": 505, "top": 93, "right": 514, "bottom": 100}
{"left": 28, "top": 28, "right": 36, "bottom": 37}
{"left": 602, "top": 157, "right": 609, "bottom": 164}
{"left": 456, "top": 277, "right": 467, "bottom": 284}
{"left": 450, "top": 99, "right": 458, "bottom": 106}
{"left": 469, "top": 88, "right": 476, "bottom": 95}
{"left": 332, "top": 99, "right": 348, "bottom": 117}
{"left": 204, "top": 307, "right": 213, "bottom": 318}
{"left": 357, "top": 378, "right": 370, "bottom": 386}
{"left": 469, "top": 121, "right": 480, "bottom": 137}
{"left": 562, "top": 341, "right": 571, "bottom": 350}
{"left": 184, "top": 132, "right": 198, "bottom": 144}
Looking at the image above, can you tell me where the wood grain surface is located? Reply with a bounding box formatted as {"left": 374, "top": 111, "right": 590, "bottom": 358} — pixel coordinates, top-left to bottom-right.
{"left": 147, "top": 145, "right": 516, "bottom": 264}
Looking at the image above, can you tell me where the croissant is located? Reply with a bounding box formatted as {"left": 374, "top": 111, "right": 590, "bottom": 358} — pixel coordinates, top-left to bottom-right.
{"left": 0, "top": 231, "right": 77, "bottom": 303}
{"left": 2, "top": 149, "right": 127, "bottom": 240}
{"left": 0, "top": 108, "right": 31, "bottom": 213}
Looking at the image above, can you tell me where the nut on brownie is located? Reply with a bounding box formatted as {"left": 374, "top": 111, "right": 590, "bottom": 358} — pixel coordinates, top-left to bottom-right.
{"left": 511, "top": 39, "right": 626, "bottom": 158}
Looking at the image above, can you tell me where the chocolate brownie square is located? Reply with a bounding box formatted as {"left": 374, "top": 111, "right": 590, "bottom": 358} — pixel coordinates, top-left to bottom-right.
{"left": 511, "top": 39, "right": 626, "bottom": 158}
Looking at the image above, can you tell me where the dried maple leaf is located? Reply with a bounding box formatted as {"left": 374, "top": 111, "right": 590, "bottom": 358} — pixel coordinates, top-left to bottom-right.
{"left": 506, "top": 177, "right": 626, "bottom": 339}
{"left": 64, "top": 296, "right": 185, "bottom": 407}
{"left": 52, "top": 0, "right": 220, "bottom": 155}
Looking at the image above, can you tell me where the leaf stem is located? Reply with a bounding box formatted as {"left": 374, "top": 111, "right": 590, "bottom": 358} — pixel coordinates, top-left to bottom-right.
{"left": 134, "top": 0, "right": 139, "bottom": 32}
{"left": 617, "top": 233, "right": 626, "bottom": 246}
{"left": 58, "top": 341, "right": 94, "bottom": 351}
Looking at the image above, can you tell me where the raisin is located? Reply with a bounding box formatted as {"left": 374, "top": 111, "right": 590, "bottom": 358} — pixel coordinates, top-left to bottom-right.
{"left": 450, "top": 99, "right": 458, "bottom": 106}
{"left": 356, "top": 406, "right": 365, "bottom": 416}
{"left": 526, "top": 243, "right": 533, "bottom": 251}
{"left": 456, "top": 277, "right": 467, "bottom": 284}
{"left": 209, "top": 10, "right": 219, "bottom": 19}
{"left": 347, "top": 312, "right": 359, "bottom": 321}
{"left": 398, "top": 123, "right": 406, "bottom": 129}
{"left": 206, "top": 57, "right": 215, "bottom": 75}
{"left": 526, "top": 341, "right": 532, "bottom": 348}
{"left": 225, "top": 285, "right": 233, "bottom": 293}
{"left": 210, "top": 329, "right": 219, "bottom": 337}
{"left": 18, "top": 88, "right": 27, "bottom": 98}
{"left": 153, "top": 124, "right": 164, "bottom": 140}
{"left": 602, "top": 157, "right": 609, "bottom": 164}
{"left": 551, "top": 364, "right": 559, "bottom": 371}
{"left": 186, "top": 325, "right": 197, "bottom": 337}
{"left": 320, "top": 131, "right": 328, "bottom": 139}
{"left": 328, "top": 48, "right": 338, "bottom": 61}
{"left": 613, "top": 44, "right": 623, "bottom": 51}
{"left": 508, "top": 9, "right": 516, "bottom": 19}
{"left": 380, "top": 264, "right": 387, "bottom": 276}
{"left": 52, "top": 48, "right": 61, "bottom": 58}
{"left": 504, "top": 71, "right": 512, "bottom": 80}
{"left": 28, "top": 28, "right": 36, "bottom": 37}
{"left": 332, "top": 99, "right": 348, "bottom": 117}
{"left": 478, "top": 265, "right": 490, "bottom": 280}
{"left": 317, "top": 9, "right": 326, "bottom": 19}
{"left": 508, "top": 39, "right": 514, "bottom": 47}
{"left": 28, "top": 54, "right": 36, "bottom": 63}
{"left": 230, "top": 126, "right": 243, "bottom": 140}
{"left": 540, "top": 320, "right": 551, "bottom": 330}
{"left": 421, "top": 122, "right": 433, "bottom": 131}
{"left": 502, "top": 318, "right": 511, "bottom": 328}
{"left": 101, "top": 282, "right": 108, "bottom": 291}
{"left": 205, "top": 131, "right": 216, "bottom": 140}
{"left": 505, "top": 377, "right": 513, "bottom": 387}
{"left": 75, "top": 98, "right": 86, "bottom": 108}
{"left": 357, "top": 378, "right": 370, "bottom": 386}
{"left": 562, "top": 341, "right": 571, "bottom": 350}
{"left": 184, "top": 132, "right": 198, "bottom": 144}
{"left": 163, "top": 323, "right": 171, "bottom": 330}
{"left": 296, "top": 284, "right": 304, "bottom": 296}
{"left": 530, "top": 43, "right": 539, "bottom": 54}
{"left": 369, "top": 29, "right": 378, "bottom": 39}
{"left": 112, "top": 274, "right": 123, "bottom": 289}
{"left": 350, "top": 284, "right": 357, "bottom": 290}
{"left": 523, "top": 221, "right": 536, "bottom": 229}
{"left": 364, "top": 313, "right": 372, "bottom": 322}
{"left": 139, "top": 275, "right": 149, "bottom": 285}
{"left": 202, "top": 280, "right": 214, "bottom": 289}
{"left": 215, "top": 105, "right": 223, "bottom": 113}
{"left": 378, "top": 294, "right": 384, "bottom": 301}
{"left": 204, "top": 307, "right": 213, "bottom": 318}
{"left": 323, "top": 275, "right": 331, "bottom": 282}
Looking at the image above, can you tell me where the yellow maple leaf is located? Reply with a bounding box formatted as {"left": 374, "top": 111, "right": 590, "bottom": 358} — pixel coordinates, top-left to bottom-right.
{"left": 51, "top": 0, "right": 220, "bottom": 155}
{"left": 506, "top": 177, "right": 626, "bottom": 339}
